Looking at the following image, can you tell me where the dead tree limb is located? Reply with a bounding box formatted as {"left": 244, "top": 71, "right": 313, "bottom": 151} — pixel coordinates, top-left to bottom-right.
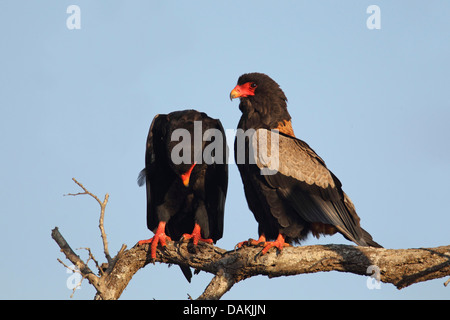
{"left": 52, "top": 179, "right": 450, "bottom": 300}
{"left": 65, "top": 178, "right": 115, "bottom": 265}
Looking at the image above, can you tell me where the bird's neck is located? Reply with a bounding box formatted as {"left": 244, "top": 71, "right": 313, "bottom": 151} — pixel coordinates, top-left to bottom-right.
{"left": 238, "top": 99, "right": 294, "bottom": 137}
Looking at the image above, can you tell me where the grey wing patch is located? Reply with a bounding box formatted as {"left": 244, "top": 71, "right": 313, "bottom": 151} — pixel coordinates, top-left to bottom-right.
{"left": 250, "top": 129, "right": 336, "bottom": 189}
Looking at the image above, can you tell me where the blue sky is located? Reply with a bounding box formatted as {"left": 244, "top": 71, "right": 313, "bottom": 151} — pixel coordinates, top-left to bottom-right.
{"left": 0, "top": 1, "right": 449, "bottom": 299}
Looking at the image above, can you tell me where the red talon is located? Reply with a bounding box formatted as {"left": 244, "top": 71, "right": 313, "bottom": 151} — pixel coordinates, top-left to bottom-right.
{"left": 235, "top": 233, "right": 289, "bottom": 255}
{"left": 260, "top": 233, "right": 290, "bottom": 255}
{"left": 138, "top": 221, "right": 172, "bottom": 259}
{"left": 235, "top": 234, "right": 267, "bottom": 249}
{"left": 182, "top": 223, "right": 213, "bottom": 245}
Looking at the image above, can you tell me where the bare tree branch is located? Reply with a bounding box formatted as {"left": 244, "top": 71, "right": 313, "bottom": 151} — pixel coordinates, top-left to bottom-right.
{"left": 78, "top": 247, "right": 104, "bottom": 276}
{"left": 55, "top": 178, "right": 127, "bottom": 299}
{"left": 53, "top": 179, "right": 450, "bottom": 300}
{"left": 51, "top": 227, "right": 101, "bottom": 293}
{"left": 197, "top": 269, "right": 236, "bottom": 300}
{"left": 64, "top": 178, "right": 112, "bottom": 264}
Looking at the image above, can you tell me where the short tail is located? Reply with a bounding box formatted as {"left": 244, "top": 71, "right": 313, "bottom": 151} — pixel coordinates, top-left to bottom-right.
{"left": 360, "top": 228, "right": 383, "bottom": 248}
{"left": 342, "top": 192, "right": 382, "bottom": 248}
{"left": 179, "top": 265, "right": 193, "bottom": 283}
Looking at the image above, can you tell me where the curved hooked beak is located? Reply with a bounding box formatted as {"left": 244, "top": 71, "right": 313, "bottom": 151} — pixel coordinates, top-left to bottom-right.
{"left": 230, "top": 86, "right": 241, "bottom": 100}
{"left": 230, "top": 82, "right": 256, "bottom": 100}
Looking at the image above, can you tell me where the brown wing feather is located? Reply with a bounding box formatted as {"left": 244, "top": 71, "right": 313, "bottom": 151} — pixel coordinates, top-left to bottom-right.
{"left": 251, "top": 128, "right": 336, "bottom": 189}
{"left": 250, "top": 128, "right": 377, "bottom": 246}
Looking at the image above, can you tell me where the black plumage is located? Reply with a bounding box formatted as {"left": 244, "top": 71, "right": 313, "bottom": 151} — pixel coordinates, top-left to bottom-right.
{"left": 230, "top": 72, "right": 381, "bottom": 252}
{"left": 138, "top": 109, "right": 228, "bottom": 281}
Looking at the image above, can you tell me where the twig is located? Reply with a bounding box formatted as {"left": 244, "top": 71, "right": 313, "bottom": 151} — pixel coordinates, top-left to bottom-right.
{"left": 57, "top": 258, "right": 86, "bottom": 298}
{"left": 54, "top": 179, "right": 129, "bottom": 299}
{"left": 51, "top": 227, "right": 101, "bottom": 292}
{"left": 65, "top": 178, "right": 111, "bottom": 264}
{"left": 78, "top": 247, "right": 104, "bottom": 276}
{"left": 69, "top": 274, "right": 86, "bottom": 298}
{"left": 57, "top": 258, "right": 80, "bottom": 273}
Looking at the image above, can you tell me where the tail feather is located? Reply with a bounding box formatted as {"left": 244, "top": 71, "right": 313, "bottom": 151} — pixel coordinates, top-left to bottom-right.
{"left": 179, "top": 265, "right": 192, "bottom": 283}
{"left": 342, "top": 192, "right": 382, "bottom": 248}
{"left": 360, "top": 228, "right": 383, "bottom": 248}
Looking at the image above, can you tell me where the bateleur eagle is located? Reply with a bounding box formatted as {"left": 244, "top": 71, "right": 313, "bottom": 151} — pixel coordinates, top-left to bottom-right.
{"left": 230, "top": 72, "right": 381, "bottom": 254}
{"left": 137, "top": 110, "right": 228, "bottom": 281}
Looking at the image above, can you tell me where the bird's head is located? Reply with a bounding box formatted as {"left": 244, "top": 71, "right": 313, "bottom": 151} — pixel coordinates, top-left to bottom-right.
{"left": 229, "top": 72, "right": 287, "bottom": 102}
{"left": 230, "top": 73, "right": 291, "bottom": 132}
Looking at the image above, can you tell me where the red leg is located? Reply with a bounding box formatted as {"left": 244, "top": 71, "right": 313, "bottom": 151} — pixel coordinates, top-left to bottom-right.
{"left": 138, "top": 221, "right": 172, "bottom": 259}
{"left": 235, "top": 233, "right": 289, "bottom": 255}
{"left": 235, "top": 234, "right": 267, "bottom": 249}
{"left": 260, "top": 233, "right": 290, "bottom": 255}
{"left": 182, "top": 223, "right": 213, "bottom": 245}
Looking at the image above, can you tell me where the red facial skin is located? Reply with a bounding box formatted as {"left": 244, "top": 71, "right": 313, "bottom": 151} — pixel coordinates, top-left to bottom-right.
{"left": 230, "top": 82, "right": 257, "bottom": 99}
